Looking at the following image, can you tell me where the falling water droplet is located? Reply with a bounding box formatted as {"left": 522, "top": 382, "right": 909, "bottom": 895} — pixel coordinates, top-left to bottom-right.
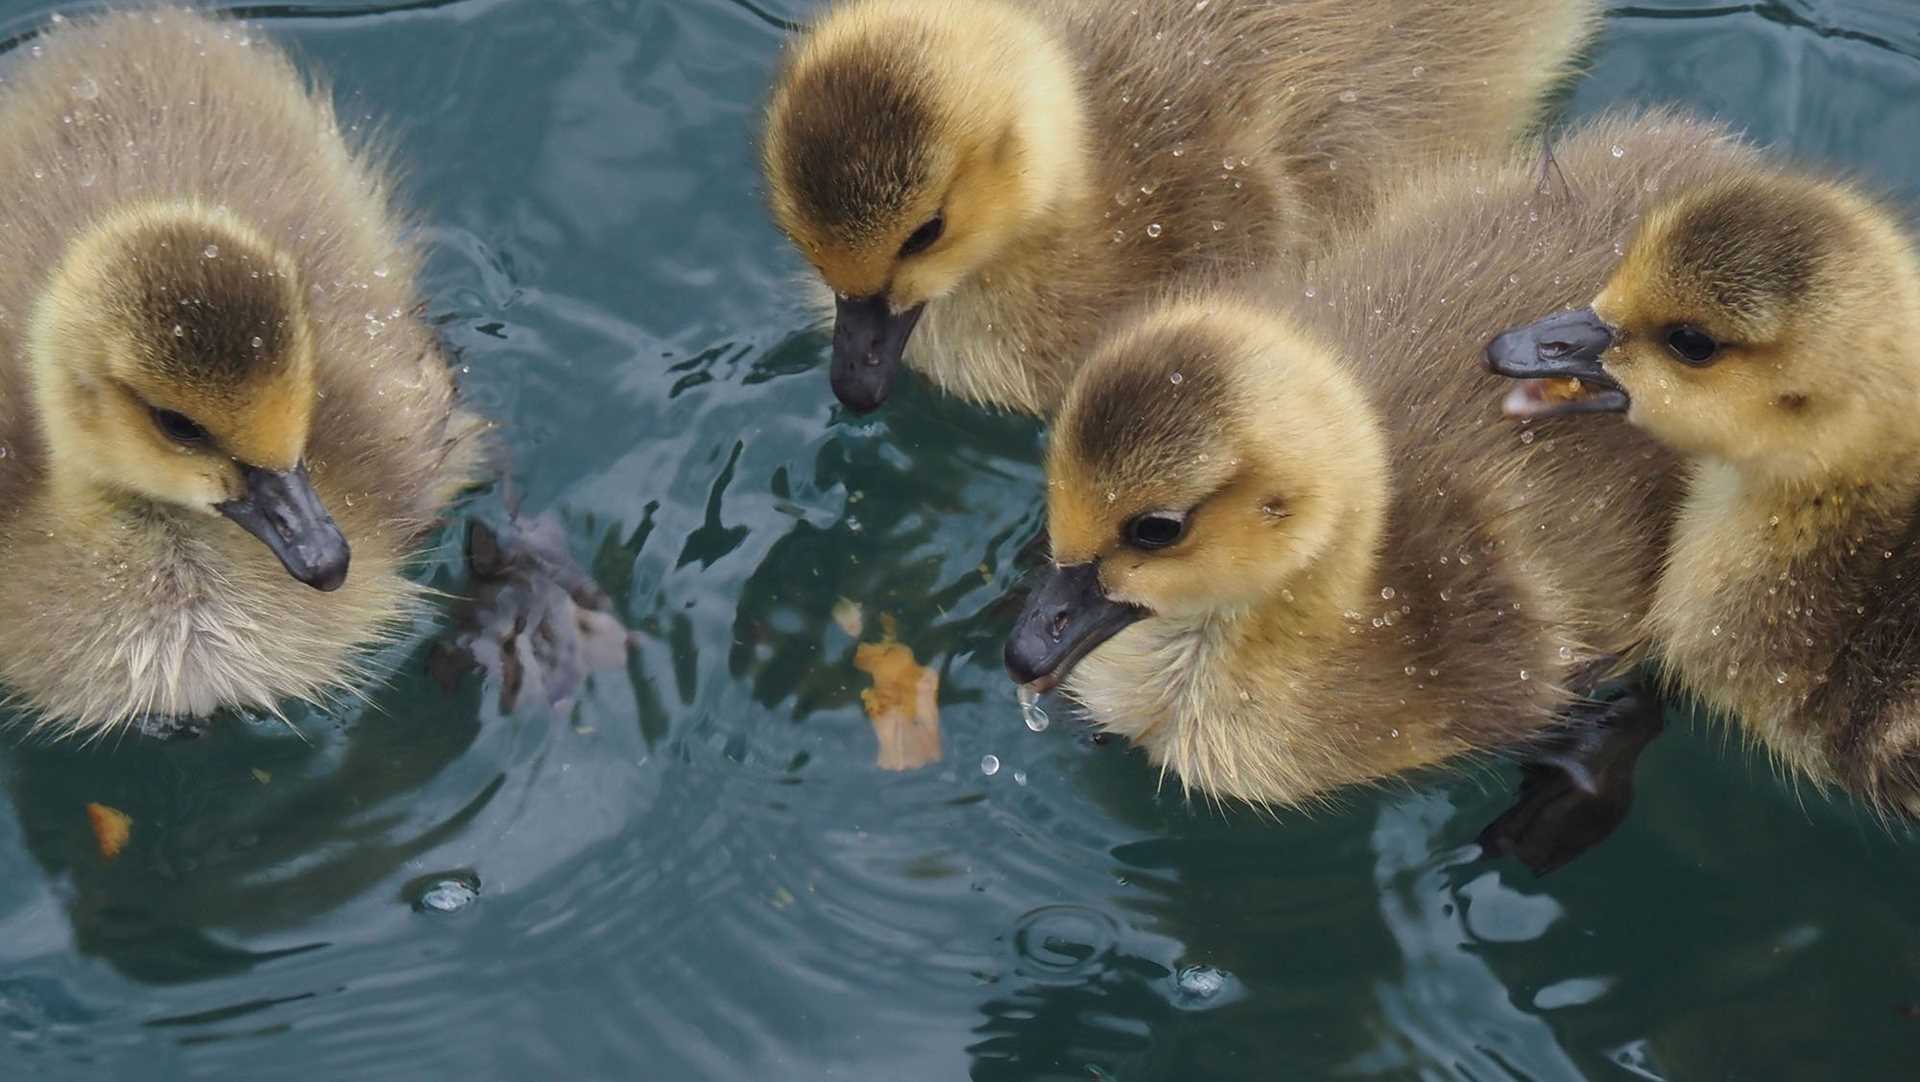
{"left": 1018, "top": 685, "right": 1051, "bottom": 733}
{"left": 980, "top": 754, "right": 1001, "bottom": 776}
{"left": 1145, "top": 223, "right": 1163, "bottom": 238}
{"left": 202, "top": 244, "right": 219, "bottom": 259}
{"left": 1610, "top": 144, "right": 1626, "bottom": 158}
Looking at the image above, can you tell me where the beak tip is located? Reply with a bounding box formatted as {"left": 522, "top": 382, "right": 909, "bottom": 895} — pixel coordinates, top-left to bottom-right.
{"left": 833, "top": 385, "right": 888, "bottom": 414}
{"left": 303, "top": 559, "right": 350, "bottom": 593}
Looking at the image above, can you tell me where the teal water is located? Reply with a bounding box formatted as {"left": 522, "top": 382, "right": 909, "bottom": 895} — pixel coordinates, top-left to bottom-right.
{"left": 0, "top": 1, "right": 1917, "bottom": 1078}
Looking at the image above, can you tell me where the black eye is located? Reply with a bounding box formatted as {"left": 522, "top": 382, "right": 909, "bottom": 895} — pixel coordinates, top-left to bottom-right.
{"left": 899, "top": 213, "right": 945, "bottom": 258}
{"left": 1125, "top": 511, "right": 1187, "bottom": 550}
{"left": 151, "top": 407, "right": 209, "bottom": 445}
{"left": 1665, "top": 325, "right": 1720, "bottom": 365}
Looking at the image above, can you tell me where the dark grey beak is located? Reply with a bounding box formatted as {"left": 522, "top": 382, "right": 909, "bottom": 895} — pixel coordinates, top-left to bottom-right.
{"left": 217, "top": 461, "right": 351, "bottom": 592}
{"left": 831, "top": 293, "right": 925, "bottom": 413}
{"left": 1485, "top": 307, "right": 1629, "bottom": 417}
{"left": 1004, "top": 562, "right": 1148, "bottom": 691}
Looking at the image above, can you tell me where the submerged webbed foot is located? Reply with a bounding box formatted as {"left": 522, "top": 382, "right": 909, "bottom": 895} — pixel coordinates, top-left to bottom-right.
{"left": 1477, "top": 678, "right": 1667, "bottom": 876}
{"left": 430, "top": 511, "right": 636, "bottom": 715}
{"left": 130, "top": 714, "right": 210, "bottom": 741}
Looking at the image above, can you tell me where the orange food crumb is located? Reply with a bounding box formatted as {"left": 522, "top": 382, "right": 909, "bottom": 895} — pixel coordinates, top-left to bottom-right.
{"left": 853, "top": 621, "right": 941, "bottom": 771}
{"left": 85, "top": 803, "right": 131, "bottom": 861}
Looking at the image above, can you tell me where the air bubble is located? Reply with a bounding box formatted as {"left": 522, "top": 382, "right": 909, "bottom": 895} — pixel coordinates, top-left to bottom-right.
{"left": 409, "top": 870, "right": 480, "bottom": 914}
{"left": 1172, "top": 964, "right": 1234, "bottom": 1007}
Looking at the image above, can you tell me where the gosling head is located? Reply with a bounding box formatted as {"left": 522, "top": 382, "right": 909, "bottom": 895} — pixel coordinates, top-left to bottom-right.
{"left": 762, "top": 0, "right": 1088, "bottom": 412}
{"left": 31, "top": 203, "right": 350, "bottom": 591}
{"left": 1490, "top": 175, "right": 1920, "bottom": 482}
{"left": 1005, "top": 298, "right": 1388, "bottom": 690}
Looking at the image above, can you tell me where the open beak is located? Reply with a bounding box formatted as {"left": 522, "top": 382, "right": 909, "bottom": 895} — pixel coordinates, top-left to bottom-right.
{"left": 1004, "top": 562, "right": 1148, "bottom": 692}
{"left": 831, "top": 293, "right": 925, "bottom": 413}
{"left": 1485, "top": 307, "right": 1630, "bottom": 420}
{"left": 217, "top": 461, "right": 351, "bottom": 592}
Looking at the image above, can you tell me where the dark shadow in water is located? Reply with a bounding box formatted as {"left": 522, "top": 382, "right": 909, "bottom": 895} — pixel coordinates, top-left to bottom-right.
{"left": 954, "top": 664, "right": 1674, "bottom": 1075}
{"left": 964, "top": 742, "right": 1408, "bottom": 1080}
{"left": 0, "top": 649, "right": 491, "bottom": 986}
{"left": 727, "top": 335, "right": 1045, "bottom": 718}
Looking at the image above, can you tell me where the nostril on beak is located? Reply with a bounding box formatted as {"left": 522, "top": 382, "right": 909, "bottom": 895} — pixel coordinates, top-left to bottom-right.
{"left": 1051, "top": 609, "right": 1071, "bottom": 639}
{"left": 1538, "top": 339, "right": 1575, "bottom": 360}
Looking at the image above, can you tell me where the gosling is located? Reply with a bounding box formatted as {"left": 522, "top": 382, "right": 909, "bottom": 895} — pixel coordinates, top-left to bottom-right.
{"left": 0, "top": 9, "right": 487, "bottom": 734}
{"left": 762, "top": 0, "right": 1603, "bottom": 414}
{"left": 1490, "top": 170, "right": 1920, "bottom": 819}
{"left": 1004, "top": 113, "right": 1759, "bottom": 811}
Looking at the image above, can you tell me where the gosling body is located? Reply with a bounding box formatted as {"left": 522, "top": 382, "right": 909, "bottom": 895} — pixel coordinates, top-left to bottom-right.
{"left": 764, "top": 0, "right": 1603, "bottom": 413}
{"left": 0, "top": 10, "right": 486, "bottom": 732}
{"left": 1011, "top": 114, "right": 1757, "bottom": 806}
{"left": 1493, "top": 170, "right": 1920, "bottom": 816}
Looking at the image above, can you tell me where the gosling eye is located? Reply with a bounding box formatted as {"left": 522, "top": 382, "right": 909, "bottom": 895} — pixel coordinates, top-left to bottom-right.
{"left": 1124, "top": 510, "right": 1188, "bottom": 551}
{"left": 150, "top": 407, "right": 210, "bottom": 446}
{"left": 898, "top": 213, "right": 945, "bottom": 258}
{"left": 1664, "top": 325, "right": 1720, "bottom": 366}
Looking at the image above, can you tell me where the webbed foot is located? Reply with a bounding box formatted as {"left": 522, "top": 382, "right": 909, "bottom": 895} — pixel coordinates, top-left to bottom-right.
{"left": 1477, "top": 678, "right": 1666, "bottom": 876}
{"left": 431, "top": 511, "right": 635, "bottom": 715}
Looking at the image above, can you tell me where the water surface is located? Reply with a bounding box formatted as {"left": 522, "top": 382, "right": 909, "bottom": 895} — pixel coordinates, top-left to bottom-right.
{"left": 0, "top": 1, "right": 1917, "bottom": 1078}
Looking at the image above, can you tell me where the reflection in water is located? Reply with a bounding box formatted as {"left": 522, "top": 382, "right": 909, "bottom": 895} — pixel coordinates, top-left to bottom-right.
{"left": 0, "top": 666, "right": 490, "bottom": 984}
{"left": 1347, "top": 792, "right": 1590, "bottom": 1079}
